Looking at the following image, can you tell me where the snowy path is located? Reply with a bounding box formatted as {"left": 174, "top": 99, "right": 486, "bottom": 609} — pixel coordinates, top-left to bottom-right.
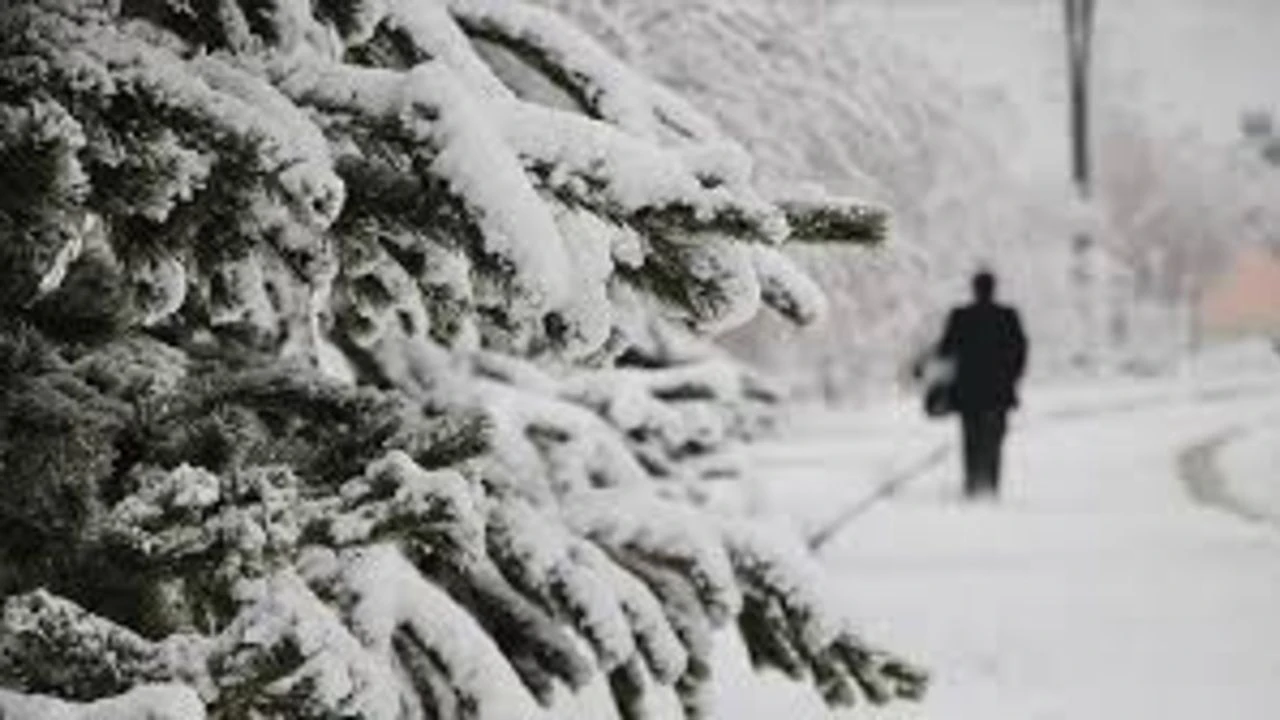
{"left": 729, "top": 369, "right": 1280, "bottom": 719}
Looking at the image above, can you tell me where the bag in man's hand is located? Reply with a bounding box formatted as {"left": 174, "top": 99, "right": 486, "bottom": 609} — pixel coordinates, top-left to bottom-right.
{"left": 919, "top": 355, "right": 956, "bottom": 418}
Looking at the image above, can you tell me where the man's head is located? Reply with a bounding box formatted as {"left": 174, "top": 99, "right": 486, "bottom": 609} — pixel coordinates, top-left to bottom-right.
{"left": 971, "top": 270, "right": 996, "bottom": 303}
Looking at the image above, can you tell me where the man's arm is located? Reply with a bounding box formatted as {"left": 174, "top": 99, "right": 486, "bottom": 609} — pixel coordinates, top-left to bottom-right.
{"left": 1008, "top": 309, "right": 1028, "bottom": 380}
{"left": 938, "top": 309, "right": 962, "bottom": 358}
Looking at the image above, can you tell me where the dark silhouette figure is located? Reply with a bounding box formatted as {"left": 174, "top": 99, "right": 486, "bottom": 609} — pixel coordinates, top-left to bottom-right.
{"left": 938, "top": 271, "right": 1027, "bottom": 498}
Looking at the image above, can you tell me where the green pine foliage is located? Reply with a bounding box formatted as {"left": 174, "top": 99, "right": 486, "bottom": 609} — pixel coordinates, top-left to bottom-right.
{"left": 0, "top": 1, "right": 921, "bottom": 717}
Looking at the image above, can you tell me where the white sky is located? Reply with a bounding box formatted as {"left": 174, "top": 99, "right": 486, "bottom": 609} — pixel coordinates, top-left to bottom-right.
{"left": 848, "top": 0, "right": 1280, "bottom": 175}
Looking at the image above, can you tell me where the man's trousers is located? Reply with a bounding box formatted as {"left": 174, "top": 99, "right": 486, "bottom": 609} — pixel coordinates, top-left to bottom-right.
{"left": 960, "top": 409, "right": 1007, "bottom": 498}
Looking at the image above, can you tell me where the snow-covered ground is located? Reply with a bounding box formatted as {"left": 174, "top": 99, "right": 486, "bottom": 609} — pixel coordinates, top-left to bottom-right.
{"left": 722, "top": 341, "right": 1280, "bottom": 718}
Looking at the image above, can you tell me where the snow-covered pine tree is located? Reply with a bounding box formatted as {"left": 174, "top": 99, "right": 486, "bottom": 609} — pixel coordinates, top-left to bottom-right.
{"left": 0, "top": 1, "right": 922, "bottom": 717}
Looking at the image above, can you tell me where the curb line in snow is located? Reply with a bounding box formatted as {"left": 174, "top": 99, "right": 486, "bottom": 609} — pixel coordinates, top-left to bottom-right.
{"left": 807, "top": 441, "right": 953, "bottom": 552}
{"left": 1178, "top": 427, "right": 1280, "bottom": 532}
{"left": 1033, "top": 376, "right": 1280, "bottom": 425}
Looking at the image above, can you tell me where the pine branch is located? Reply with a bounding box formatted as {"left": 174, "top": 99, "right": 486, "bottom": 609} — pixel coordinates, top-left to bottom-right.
{"left": 448, "top": 0, "right": 723, "bottom": 142}
{"left": 778, "top": 197, "right": 889, "bottom": 246}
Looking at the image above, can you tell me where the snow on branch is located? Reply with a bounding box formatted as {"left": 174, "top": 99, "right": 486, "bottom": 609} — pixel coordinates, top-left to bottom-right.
{"left": 485, "top": 496, "right": 638, "bottom": 670}
{"left": 501, "top": 101, "right": 787, "bottom": 245}
{"left": 447, "top": 0, "right": 722, "bottom": 142}
{"left": 564, "top": 488, "right": 743, "bottom": 627}
{"left": 722, "top": 522, "right": 929, "bottom": 708}
{"left": 0, "top": 685, "right": 205, "bottom": 720}
{"left": 273, "top": 58, "right": 573, "bottom": 321}
{"left": 752, "top": 245, "right": 830, "bottom": 326}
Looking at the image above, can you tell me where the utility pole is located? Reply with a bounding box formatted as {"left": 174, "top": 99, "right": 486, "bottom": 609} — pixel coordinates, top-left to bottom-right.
{"left": 1064, "top": 0, "right": 1101, "bottom": 370}
{"left": 1065, "top": 0, "right": 1095, "bottom": 198}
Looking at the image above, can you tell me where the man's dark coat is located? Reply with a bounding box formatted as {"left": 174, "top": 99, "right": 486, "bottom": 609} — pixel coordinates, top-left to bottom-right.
{"left": 939, "top": 302, "right": 1027, "bottom": 412}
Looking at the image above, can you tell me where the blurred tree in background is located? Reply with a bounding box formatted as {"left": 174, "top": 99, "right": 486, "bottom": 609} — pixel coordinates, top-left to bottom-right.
{"left": 540, "top": 0, "right": 1280, "bottom": 396}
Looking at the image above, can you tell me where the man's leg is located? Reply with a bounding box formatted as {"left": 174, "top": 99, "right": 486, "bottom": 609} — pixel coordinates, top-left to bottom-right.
{"left": 982, "top": 410, "right": 1008, "bottom": 496}
{"left": 964, "top": 410, "right": 1003, "bottom": 498}
{"left": 973, "top": 413, "right": 993, "bottom": 498}
{"left": 960, "top": 413, "right": 981, "bottom": 498}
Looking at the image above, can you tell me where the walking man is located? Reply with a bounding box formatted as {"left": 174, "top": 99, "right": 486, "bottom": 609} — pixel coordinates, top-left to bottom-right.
{"left": 939, "top": 271, "right": 1028, "bottom": 499}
